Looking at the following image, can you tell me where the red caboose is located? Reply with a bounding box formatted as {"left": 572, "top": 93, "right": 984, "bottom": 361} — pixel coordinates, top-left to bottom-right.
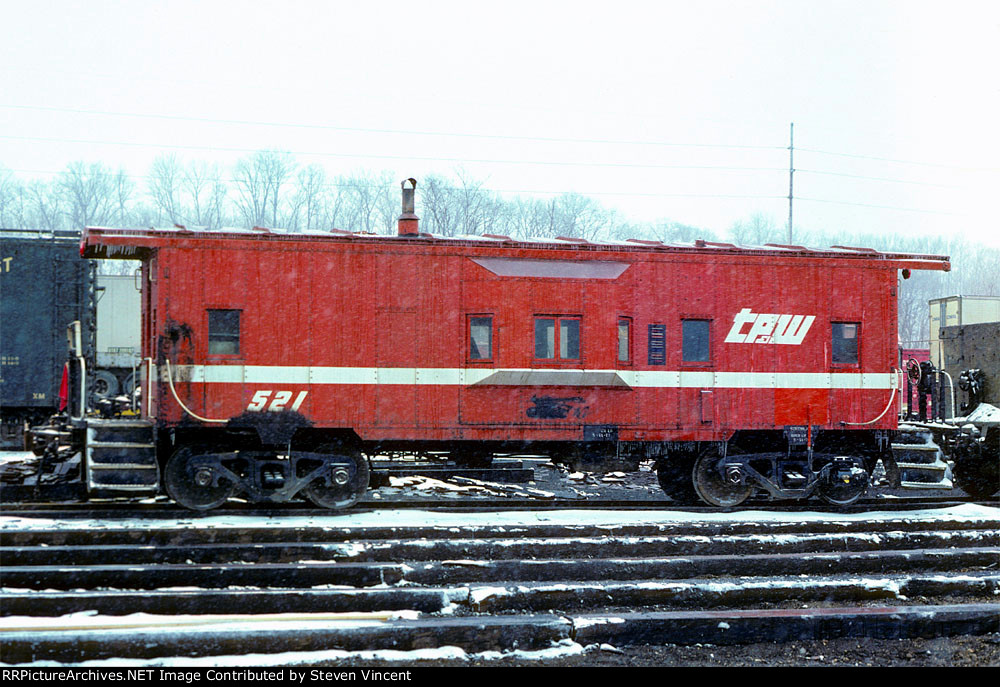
{"left": 78, "top": 181, "right": 949, "bottom": 509}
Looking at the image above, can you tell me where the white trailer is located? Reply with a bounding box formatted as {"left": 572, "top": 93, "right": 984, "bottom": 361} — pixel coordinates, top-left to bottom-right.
{"left": 94, "top": 274, "right": 141, "bottom": 397}
{"left": 929, "top": 295, "right": 1000, "bottom": 370}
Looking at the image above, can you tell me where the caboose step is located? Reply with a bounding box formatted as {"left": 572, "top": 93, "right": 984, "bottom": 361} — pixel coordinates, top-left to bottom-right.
{"left": 900, "top": 479, "right": 954, "bottom": 490}
{"left": 87, "top": 446, "right": 156, "bottom": 466}
{"left": 85, "top": 419, "right": 158, "bottom": 493}
{"left": 891, "top": 428, "right": 953, "bottom": 491}
{"left": 896, "top": 461, "right": 950, "bottom": 472}
{"left": 86, "top": 419, "right": 154, "bottom": 445}
{"left": 891, "top": 444, "right": 943, "bottom": 454}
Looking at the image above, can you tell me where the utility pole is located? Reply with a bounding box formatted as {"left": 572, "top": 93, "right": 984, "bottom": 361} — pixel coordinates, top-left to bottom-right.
{"left": 787, "top": 122, "right": 794, "bottom": 244}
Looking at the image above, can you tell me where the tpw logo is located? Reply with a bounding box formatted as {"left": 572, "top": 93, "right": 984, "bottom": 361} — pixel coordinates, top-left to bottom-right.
{"left": 724, "top": 308, "right": 815, "bottom": 345}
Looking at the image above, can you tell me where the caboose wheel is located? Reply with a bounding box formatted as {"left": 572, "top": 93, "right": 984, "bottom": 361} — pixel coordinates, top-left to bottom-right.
{"left": 692, "top": 451, "right": 752, "bottom": 507}
{"left": 164, "top": 446, "right": 236, "bottom": 511}
{"left": 303, "top": 449, "right": 370, "bottom": 509}
{"left": 816, "top": 456, "right": 869, "bottom": 506}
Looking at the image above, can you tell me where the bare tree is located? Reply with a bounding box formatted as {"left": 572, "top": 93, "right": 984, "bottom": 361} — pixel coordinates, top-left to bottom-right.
{"left": 182, "top": 161, "right": 228, "bottom": 229}
{"left": 611, "top": 219, "right": 717, "bottom": 243}
{"left": 0, "top": 166, "right": 26, "bottom": 228}
{"left": 148, "top": 155, "right": 184, "bottom": 224}
{"left": 338, "top": 170, "right": 383, "bottom": 234}
{"left": 552, "top": 193, "right": 615, "bottom": 241}
{"left": 503, "top": 196, "right": 551, "bottom": 239}
{"left": 233, "top": 151, "right": 295, "bottom": 228}
{"left": 729, "top": 212, "right": 782, "bottom": 245}
{"left": 373, "top": 171, "right": 400, "bottom": 234}
{"left": 59, "top": 162, "right": 117, "bottom": 228}
{"left": 111, "top": 168, "right": 135, "bottom": 226}
{"left": 420, "top": 174, "right": 459, "bottom": 236}
{"left": 452, "top": 169, "right": 493, "bottom": 236}
{"left": 286, "top": 164, "right": 329, "bottom": 232}
{"left": 25, "top": 180, "right": 64, "bottom": 231}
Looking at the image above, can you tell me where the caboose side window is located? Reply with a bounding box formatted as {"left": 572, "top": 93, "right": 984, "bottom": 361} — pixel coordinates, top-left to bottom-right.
{"left": 618, "top": 317, "right": 632, "bottom": 363}
{"left": 535, "top": 316, "right": 580, "bottom": 360}
{"left": 832, "top": 322, "right": 859, "bottom": 364}
{"left": 560, "top": 319, "right": 580, "bottom": 359}
{"left": 469, "top": 316, "right": 493, "bottom": 360}
{"left": 682, "top": 319, "right": 711, "bottom": 363}
{"left": 208, "top": 309, "right": 241, "bottom": 355}
{"left": 535, "top": 318, "right": 555, "bottom": 358}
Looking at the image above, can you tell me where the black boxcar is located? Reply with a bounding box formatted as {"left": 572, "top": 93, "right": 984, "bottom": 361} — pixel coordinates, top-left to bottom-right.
{"left": 0, "top": 229, "right": 96, "bottom": 447}
{"left": 941, "top": 321, "right": 1000, "bottom": 407}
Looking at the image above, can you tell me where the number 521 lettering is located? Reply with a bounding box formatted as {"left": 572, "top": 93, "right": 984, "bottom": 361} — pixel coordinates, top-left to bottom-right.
{"left": 247, "top": 390, "right": 308, "bottom": 412}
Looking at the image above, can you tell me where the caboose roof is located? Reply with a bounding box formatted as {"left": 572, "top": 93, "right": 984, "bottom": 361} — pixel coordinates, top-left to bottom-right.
{"left": 80, "top": 225, "right": 950, "bottom": 272}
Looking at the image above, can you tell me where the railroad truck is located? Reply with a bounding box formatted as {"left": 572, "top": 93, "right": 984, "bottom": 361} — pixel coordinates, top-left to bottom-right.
{"left": 21, "top": 180, "right": 952, "bottom": 510}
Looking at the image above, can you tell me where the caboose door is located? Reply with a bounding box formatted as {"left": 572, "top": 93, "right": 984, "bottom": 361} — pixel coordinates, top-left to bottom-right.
{"left": 374, "top": 310, "right": 416, "bottom": 428}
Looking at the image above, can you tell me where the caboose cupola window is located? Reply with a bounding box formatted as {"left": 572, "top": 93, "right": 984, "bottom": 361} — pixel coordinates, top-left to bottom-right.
{"left": 208, "top": 309, "right": 241, "bottom": 355}
{"left": 535, "top": 316, "right": 580, "bottom": 360}
{"left": 832, "top": 322, "right": 860, "bottom": 364}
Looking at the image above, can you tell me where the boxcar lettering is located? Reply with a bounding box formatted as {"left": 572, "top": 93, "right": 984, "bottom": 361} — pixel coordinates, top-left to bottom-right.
{"left": 247, "top": 389, "right": 272, "bottom": 411}
{"left": 269, "top": 390, "right": 292, "bottom": 411}
{"left": 1, "top": 256, "right": 12, "bottom": 272}
{"left": 725, "top": 308, "right": 815, "bottom": 345}
{"left": 527, "top": 395, "right": 586, "bottom": 419}
{"left": 772, "top": 314, "right": 815, "bottom": 344}
{"left": 247, "top": 389, "right": 308, "bottom": 412}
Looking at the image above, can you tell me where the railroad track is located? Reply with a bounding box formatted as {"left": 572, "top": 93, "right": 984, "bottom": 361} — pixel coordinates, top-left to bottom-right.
{"left": 0, "top": 493, "right": 991, "bottom": 520}
{"left": 2, "top": 504, "right": 999, "bottom": 664}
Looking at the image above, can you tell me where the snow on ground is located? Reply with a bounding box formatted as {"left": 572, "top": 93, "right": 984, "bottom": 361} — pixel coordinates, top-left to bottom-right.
{"left": 0, "top": 609, "right": 433, "bottom": 632}
{"left": 0, "top": 639, "right": 588, "bottom": 668}
{"left": 2, "top": 504, "right": 998, "bottom": 533}
{"left": 963, "top": 403, "right": 1000, "bottom": 424}
{"left": 0, "top": 637, "right": 589, "bottom": 667}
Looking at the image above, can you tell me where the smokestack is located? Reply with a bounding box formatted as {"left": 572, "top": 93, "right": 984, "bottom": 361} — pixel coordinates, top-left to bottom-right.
{"left": 397, "top": 178, "right": 419, "bottom": 236}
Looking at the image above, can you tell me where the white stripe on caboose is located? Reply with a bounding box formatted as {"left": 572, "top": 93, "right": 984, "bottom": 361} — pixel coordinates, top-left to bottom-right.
{"left": 164, "top": 365, "right": 896, "bottom": 390}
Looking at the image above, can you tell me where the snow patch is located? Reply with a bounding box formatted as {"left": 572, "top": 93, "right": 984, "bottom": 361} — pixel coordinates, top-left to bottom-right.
{"left": 573, "top": 616, "right": 627, "bottom": 629}
{"left": 0, "top": 639, "right": 587, "bottom": 667}
{"left": 3, "top": 504, "right": 998, "bottom": 534}
{"left": 469, "top": 587, "right": 513, "bottom": 605}
{"left": 442, "top": 559, "right": 490, "bottom": 567}
{"left": 0, "top": 611, "right": 396, "bottom": 633}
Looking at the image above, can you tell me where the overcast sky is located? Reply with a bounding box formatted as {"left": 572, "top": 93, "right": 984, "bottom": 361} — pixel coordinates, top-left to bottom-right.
{"left": 1, "top": 0, "right": 998, "bottom": 247}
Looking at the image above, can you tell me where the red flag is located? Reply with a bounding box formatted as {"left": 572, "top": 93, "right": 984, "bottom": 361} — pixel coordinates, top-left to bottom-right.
{"left": 58, "top": 363, "right": 69, "bottom": 411}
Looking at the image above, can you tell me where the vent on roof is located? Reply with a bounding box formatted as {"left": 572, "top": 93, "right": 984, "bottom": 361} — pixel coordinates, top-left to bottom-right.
{"left": 397, "top": 178, "right": 419, "bottom": 237}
